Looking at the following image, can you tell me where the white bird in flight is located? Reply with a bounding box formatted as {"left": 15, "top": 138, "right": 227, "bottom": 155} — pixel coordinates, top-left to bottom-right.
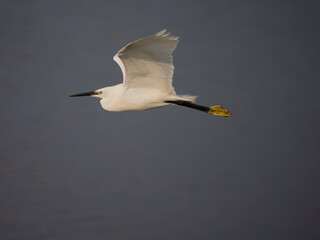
{"left": 70, "top": 30, "right": 231, "bottom": 117}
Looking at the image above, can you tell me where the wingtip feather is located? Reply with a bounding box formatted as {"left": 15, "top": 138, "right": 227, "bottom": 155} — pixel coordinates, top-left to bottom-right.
{"left": 155, "top": 29, "right": 179, "bottom": 41}
{"left": 156, "top": 29, "right": 167, "bottom": 36}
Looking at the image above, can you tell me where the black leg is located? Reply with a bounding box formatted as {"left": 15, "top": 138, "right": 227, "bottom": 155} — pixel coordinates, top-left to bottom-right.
{"left": 165, "top": 100, "right": 231, "bottom": 117}
{"left": 165, "top": 100, "right": 210, "bottom": 113}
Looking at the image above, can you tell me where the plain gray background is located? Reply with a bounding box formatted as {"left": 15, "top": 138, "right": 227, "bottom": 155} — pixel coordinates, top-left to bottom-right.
{"left": 1, "top": 0, "right": 319, "bottom": 239}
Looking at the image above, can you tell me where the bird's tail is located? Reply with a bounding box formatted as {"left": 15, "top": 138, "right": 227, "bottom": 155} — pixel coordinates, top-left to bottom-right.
{"left": 175, "top": 95, "right": 198, "bottom": 103}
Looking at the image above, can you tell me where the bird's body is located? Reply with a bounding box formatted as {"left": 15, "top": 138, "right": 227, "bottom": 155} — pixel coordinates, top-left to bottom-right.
{"left": 98, "top": 84, "right": 170, "bottom": 111}
{"left": 71, "top": 30, "right": 231, "bottom": 117}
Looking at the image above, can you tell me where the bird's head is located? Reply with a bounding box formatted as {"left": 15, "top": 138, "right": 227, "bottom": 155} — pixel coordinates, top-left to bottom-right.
{"left": 70, "top": 88, "right": 107, "bottom": 99}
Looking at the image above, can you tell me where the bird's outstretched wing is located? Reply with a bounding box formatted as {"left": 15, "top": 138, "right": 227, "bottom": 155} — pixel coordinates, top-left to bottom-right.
{"left": 113, "top": 29, "right": 179, "bottom": 94}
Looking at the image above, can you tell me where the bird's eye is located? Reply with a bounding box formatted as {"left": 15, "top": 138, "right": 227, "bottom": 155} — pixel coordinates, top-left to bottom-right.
{"left": 99, "top": 91, "right": 103, "bottom": 94}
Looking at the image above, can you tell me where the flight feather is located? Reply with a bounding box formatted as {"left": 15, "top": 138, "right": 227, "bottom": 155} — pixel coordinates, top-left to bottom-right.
{"left": 113, "top": 29, "right": 179, "bottom": 94}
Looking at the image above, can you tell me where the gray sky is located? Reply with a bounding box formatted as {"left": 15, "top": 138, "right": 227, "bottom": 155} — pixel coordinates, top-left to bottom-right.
{"left": 1, "top": 0, "right": 319, "bottom": 239}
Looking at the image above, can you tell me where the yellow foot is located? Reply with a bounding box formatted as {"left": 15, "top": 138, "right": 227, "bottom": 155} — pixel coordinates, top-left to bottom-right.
{"left": 208, "top": 105, "right": 231, "bottom": 117}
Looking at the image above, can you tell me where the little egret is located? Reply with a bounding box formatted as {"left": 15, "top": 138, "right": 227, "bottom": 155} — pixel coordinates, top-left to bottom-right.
{"left": 70, "top": 30, "right": 231, "bottom": 117}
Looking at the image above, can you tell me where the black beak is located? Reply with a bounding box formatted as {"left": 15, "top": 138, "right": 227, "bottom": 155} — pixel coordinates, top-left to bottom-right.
{"left": 70, "top": 91, "right": 99, "bottom": 97}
